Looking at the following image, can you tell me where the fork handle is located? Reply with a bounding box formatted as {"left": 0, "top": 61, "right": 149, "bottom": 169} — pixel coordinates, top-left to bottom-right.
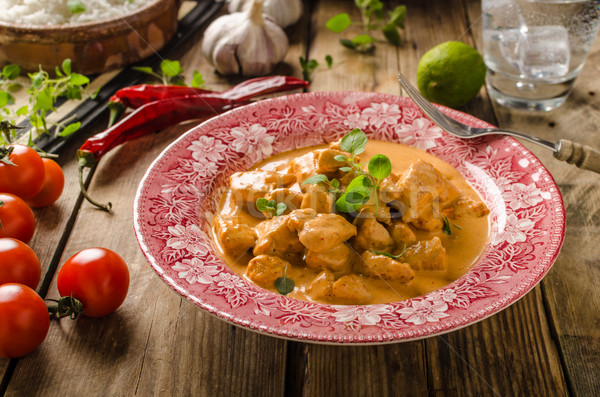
{"left": 554, "top": 139, "right": 600, "bottom": 174}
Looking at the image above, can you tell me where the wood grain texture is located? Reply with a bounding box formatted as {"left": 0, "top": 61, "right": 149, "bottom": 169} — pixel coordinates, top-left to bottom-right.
{"left": 4, "top": 124, "right": 288, "bottom": 396}
{"left": 2, "top": 0, "right": 598, "bottom": 395}
{"left": 466, "top": 0, "right": 600, "bottom": 394}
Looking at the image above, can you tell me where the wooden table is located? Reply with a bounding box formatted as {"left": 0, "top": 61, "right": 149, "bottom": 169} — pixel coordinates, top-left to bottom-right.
{"left": 1, "top": 0, "right": 599, "bottom": 395}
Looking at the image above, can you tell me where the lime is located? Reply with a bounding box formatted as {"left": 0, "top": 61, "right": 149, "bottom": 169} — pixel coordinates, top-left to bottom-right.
{"left": 416, "top": 41, "right": 486, "bottom": 108}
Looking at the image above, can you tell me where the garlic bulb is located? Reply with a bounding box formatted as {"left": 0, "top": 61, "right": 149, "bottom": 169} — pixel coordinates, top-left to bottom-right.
{"left": 202, "top": 0, "right": 289, "bottom": 76}
{"left": 227, "top": 0, "right": 303, "bottom": 28}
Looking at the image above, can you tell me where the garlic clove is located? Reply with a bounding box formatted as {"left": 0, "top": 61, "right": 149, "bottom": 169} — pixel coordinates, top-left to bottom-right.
{"left": 227, "top": 0, "right": 303, "bottom": 28}
{"left": 202, "top": 0, "right": 289, "bottom": 76}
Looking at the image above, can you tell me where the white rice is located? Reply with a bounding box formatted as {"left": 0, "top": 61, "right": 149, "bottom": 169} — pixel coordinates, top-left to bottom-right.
{"left": 0, "top": 0, "right": 158, "bottom": 26}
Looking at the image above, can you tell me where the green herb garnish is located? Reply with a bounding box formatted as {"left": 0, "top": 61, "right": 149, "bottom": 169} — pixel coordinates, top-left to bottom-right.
{"left": 370, "top": 244, "right": 407, "bottom": 260}
{"left": 256, "top": 198, "right": 287, "bottom": 218}
{"left": 275, "top": 266, "right": 295, "bottom": 295}
{"left": 442, "top": 215, "right": 452, "bottom": 235}
{"left": 299, "top": 55, "right": 333, "bottom": 82}
{"left": 326, "top": 1, "right": 406, "bottom": 52}
{"left": 302, "top": 128, "right": 392, "bottom": 215}
{"left": 67, "top": 0, "right": 86, "bottom": 14}
{"left": 133, "top": 59, "right": 205, "bottom": 87}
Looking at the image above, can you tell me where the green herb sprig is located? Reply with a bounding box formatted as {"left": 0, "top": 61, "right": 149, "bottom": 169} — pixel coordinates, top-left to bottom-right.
{"left": 256, "top": 198, "right": 287, "bottom": 218}
{"left": 326, "top": 1, "right": 407, "bottom": 52}
{"left": 299, "top": 55, "right": 333, "bottom": 83}
{"left": 67, "top": 0, "right": 86, "bottom": 14}
{"left": 370, "top": 244, "right": 407, "bottom": 260}
{"left": 303, "top": 128, "right": 391, "bottom": 214}
{"left": 0, "top": 59, "right": 90, "bottom": 148}
{"left": 133, "top": 59, "right": 205, "bottom": 87}
{"left": 275, "top": 266, "right": 294, "bottom": 295}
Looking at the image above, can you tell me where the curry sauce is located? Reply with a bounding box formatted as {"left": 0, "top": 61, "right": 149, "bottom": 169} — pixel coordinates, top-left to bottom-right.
{"left": 212, "top": 139, "right": 490, "bottom": 305}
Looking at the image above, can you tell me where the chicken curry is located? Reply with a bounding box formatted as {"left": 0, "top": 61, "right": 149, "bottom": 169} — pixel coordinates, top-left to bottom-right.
{"left": 212, "top": 129, "right": 490, "bottom": 305}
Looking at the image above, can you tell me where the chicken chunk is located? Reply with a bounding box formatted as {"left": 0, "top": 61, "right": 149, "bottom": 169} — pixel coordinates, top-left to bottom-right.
{"left": 442, "top": 197, "right": 490, "bottom": 219}
{"left": 402, "top": 237, "right": 447, "bottom": 271}
{"left": 353, "top": 211, "right": 393, "bottom": 252}
{"left": 290, "top": 149, "right": 347, "bottom": 188}
{"left": 307, "top": 270, "right": 334, "bottom": 300}
{"left": 387, "top": 221, "right": 417, "bottom": 247}
{"left": 298, "top": 214, "right": 357, "bottom": 253}
{"left": 230, "top": 170, "right": 296, "bottom": 206}
{"left": 380, "top": 160, "right": 461, "bottom": 231}
{"left": 253, "top": 214, "right": 304, "bottom": 256}
{"left": 331, "top": 274, "right": 372, "bottom": 304}
{"left": 357, "top": 251, "right": 415, "bottom": 283}
{"left": 287, "top": 208, "right": 317, "bottom": 232}
{"left": 301, "top": 184, "right": 335, "bottom": 214}
{"left": 316, "top": 148, "right": 348, "bottom": 173}
{"left": 265, "top": 188, "right": 304, "bottom": 213}
{"left": 305, "top": 243, "right": 354, "bottom": 273}
{"left": 215, "top": 217, "right": 257, "bottom": 257}
{"left": 247, "top": 255, "right": 290, "bottom": 285}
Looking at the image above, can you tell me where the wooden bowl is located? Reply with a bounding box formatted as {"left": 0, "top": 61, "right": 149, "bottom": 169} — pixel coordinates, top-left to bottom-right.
{"left": 0, "top": 0, "right": 181, "bottom": 75}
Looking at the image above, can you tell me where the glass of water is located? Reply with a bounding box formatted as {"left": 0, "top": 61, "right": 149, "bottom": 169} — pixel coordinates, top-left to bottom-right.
{"left": 482, "top": 0, "right": 600, "bottom": 111}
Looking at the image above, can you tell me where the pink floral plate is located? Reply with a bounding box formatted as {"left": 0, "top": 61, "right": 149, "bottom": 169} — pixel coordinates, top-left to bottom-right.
{"left": 133, "top": 91, "right": 565, "bottom": 344}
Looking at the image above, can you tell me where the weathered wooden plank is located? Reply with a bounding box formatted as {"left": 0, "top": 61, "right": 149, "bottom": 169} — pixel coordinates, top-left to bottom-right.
{"left": 284, "top": 2, "right": 430, "bottom": 396}
{"left": 466, "top": 0, "right": 600, "bottom": 394}
{"left": 427, "top": 287, "right": 567, "bottom": 396}
{"left": 4, "top": 122, "right": 288, "bottom": 396}
{"left": 3, "top": 5, "right": 310, "bottom": 390}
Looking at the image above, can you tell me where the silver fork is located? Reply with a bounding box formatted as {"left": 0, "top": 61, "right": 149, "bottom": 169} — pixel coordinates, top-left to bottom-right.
{"left": 398, "top": 73, "right": 600, "bottom": 174}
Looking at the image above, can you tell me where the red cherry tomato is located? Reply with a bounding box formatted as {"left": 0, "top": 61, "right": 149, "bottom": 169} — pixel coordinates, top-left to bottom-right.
{"left": 0, "top": 144, "right": 45, "bottom": 200}
{"left": 0, "top": 238, "right": 41, "bottom": 289}
{"left": 27, "top": 158, "right": 65, "bottom": 208}
{"left": 57, "top": 248, "right": 129, "bottom": 317}
{"left": 0, "top": 193, "right": 35, "bottom": 243}
{"left": 0, "top": 283, "right": 49, "bottom": 358}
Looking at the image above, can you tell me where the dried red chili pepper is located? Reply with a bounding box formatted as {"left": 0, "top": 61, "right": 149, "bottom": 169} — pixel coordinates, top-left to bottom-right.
{"left": 79, "top": 76, "right": 308, "bottom": 211}
{"left": 107, "top": 76, "right": 308, "bottom": 126}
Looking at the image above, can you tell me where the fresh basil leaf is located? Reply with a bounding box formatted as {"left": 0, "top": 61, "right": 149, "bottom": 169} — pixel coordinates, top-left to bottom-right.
{"left": 275, "top": 276, "right": 295, "bottom": 295}
{"left": 339, "top": 167, "right": 353, "bottom": 172}
{"left": 382, "top": 23, "right": 402, "bottom": 46}
{"left": 352, "top": 34, "right": 377, "bottom": 46}
{"left": 160, "top": 59, "right": 183, "bottom": 78}
{"left": 70, "top": 73, "right": 89, "bottom": 86}
{"left": 2, "top": 64, "right": 20, "bottom": 80}
{"left": 340, "top": 39, "right": 357, "bottom": 50}
{"left": 346, "top": 174, "right": 372, "bottom": 191}
{"left": 0, "top": 91, "right": 9, "bottom": 108}
{"left": 190, "top": 71, "right": 205, "bottom": 88}
{"left": 132, "top": 66, "right": 155, "bottom": 75}
{"left": 35, "top": 89, "right": 53, "bottom": 111}
{"left": 325, "top": 55, "right": 333, "bottom": 68}
{"left": 336, "top": 194, "right": 363, "bottom": 213}
{"left": 330, "top": 178, "right": 340, "bottom": 188}
{"left": 16, "top": 105, "right": 28, "bottom": 116}
{"left": 62, "top": 59, "right": 72, "bottom": 75}
{"left": 275, "top": 203, "right": 287, "bottom": 216}
{"left": 340, "top": 128, "right": 368, "bottom": 156}
{"left": 326, "top": 13, "right": 351, "bottom": 33}
{"left": 256, "top": 198, "right": 269, "bottom": 212}
{"left": 389, "top": 5, "right": 407, "bottom": 28}
{"left": 345, "top": 186, "right": 371, "bottom": 203}
{"left": 368, "top": 154, "right": 392, "bottom": 180}
{"left": 302, "top": 174, "right": 329, "bottom": 185}
{"left": 7, "top": 82, "right": 22, "bottom": 92}
{"left": 30, "top": 72, "right": 44, "bottom": 89}
{"left": 334, "top": 154, "right": 347, "bottom": 162}
{"left": 59, "top": 122, "right": 81, "bottom": 137}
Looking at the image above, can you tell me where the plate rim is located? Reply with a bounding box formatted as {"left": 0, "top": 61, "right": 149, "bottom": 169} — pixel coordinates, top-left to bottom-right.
{"left": 133, "top": 91, "right": 566, "bottom": 344}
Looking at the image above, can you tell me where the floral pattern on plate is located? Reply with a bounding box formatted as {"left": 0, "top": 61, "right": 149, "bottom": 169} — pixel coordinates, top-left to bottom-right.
{"left": 133, "top": 92, "right": 565, "bottom": 344}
